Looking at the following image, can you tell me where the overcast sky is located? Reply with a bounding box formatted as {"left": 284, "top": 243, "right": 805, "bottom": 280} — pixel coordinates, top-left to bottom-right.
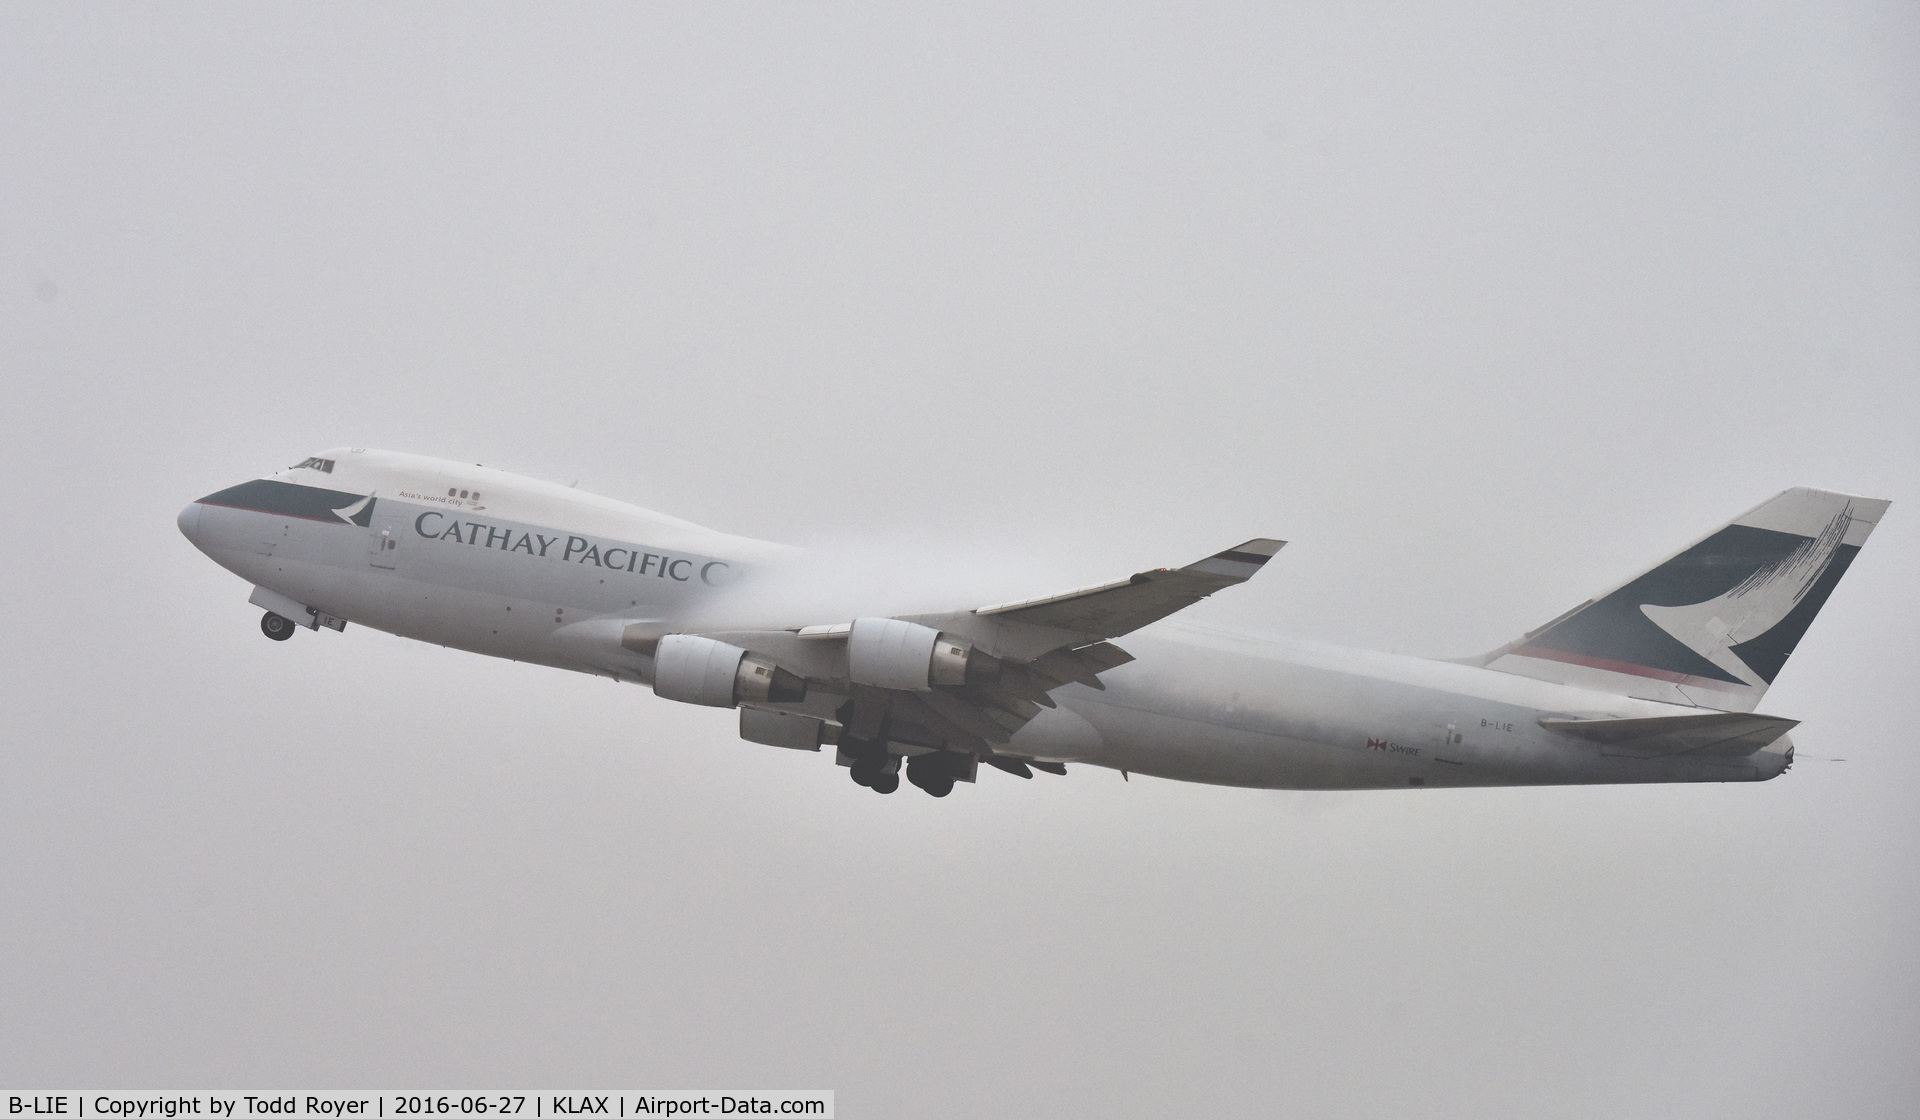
{"left": 3, "top": 4, "right": 1917, "bottom": 1117}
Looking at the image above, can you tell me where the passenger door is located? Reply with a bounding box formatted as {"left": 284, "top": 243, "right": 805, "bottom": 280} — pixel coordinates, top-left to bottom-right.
{"left": 369, "top": 516, "right": 403, "bottom": 569}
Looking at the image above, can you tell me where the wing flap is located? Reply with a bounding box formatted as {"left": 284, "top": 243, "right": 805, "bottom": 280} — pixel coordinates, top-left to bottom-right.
{"left": 914, "top": 689, "right": 1017, "bottom": 745}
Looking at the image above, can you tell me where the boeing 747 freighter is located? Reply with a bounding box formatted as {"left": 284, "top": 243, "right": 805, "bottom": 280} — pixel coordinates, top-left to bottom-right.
{"left": 179, "top": 449, "right": 1886, "bottom": 797}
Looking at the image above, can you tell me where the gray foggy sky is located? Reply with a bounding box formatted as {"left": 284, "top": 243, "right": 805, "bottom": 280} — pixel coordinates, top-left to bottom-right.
{"left": 3, "top": 4, "right": 1918, "bottom": 1117}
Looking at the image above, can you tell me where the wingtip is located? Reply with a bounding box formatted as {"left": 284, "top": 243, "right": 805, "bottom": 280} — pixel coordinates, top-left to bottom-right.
{"left": 1228, "top": 538, "right": 1286, "bottom": 558}
{"left": 1180, "top": 538, "right": 1286, "bottom": 579}
{"left": 1211, "top": 539, "right": 1286, "bottom": 565}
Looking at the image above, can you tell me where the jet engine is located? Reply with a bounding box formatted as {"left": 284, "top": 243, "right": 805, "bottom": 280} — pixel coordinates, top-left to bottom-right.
{"left": 653, "top": 634, "right": 807, "bottom": 708}
{"left": 846, "top": 617, "right": 1001, "bottom": 691}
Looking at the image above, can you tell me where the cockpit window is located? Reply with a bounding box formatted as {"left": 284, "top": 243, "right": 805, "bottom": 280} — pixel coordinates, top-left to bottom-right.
{"left": 291, "top": 456, "right": 336, "bottom": 473}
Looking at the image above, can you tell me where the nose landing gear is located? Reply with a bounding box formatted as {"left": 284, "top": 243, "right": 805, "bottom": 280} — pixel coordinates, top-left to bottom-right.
{"left": 260, "top": 611, "right": 296, "bottom": 641}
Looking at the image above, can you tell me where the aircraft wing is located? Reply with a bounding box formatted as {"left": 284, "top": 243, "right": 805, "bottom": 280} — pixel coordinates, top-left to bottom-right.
{"left": 901, "top": 538, "right": 1286, "bottom": 660}
{"left": 627, "top": 537, "right": 1284, "bottom": 762}
{"left": 974, "top": 539, "right": 1283, "bottom": 638}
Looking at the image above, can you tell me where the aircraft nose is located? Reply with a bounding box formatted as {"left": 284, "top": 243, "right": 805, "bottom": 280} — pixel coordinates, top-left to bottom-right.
{"left": 177, "top": 501, "right": 205, "bottom": 548}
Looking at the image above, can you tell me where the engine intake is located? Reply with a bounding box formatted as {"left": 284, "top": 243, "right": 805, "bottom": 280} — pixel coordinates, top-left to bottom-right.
{"left": 653, "top": 634, "right": 807, "bottom": 708}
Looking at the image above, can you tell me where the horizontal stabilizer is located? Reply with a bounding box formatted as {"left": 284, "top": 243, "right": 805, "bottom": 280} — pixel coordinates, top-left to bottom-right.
{"left": 1540, "top": 712, "right": 1798, "bottom": 757}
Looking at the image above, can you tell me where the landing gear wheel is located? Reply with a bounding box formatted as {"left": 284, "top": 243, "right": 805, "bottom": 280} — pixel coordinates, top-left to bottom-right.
{"left": 906, "top": 754, "right": 957, "bottom": 798}
{"left": 261, "top": 612, "right": 295, "bottom": 641}
{"left": 843, "top": 733, "right": 901, "bottom": 794}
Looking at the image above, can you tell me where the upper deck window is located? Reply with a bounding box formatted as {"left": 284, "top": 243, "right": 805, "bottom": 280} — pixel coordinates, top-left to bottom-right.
{"left": 291, "top": 456, "right": 335, "bottom": 473}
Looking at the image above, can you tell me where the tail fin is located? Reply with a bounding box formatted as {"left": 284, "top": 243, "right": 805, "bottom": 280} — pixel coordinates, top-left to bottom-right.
{"left": 1474, "top": 488, "right": 1889, "bottom": 711}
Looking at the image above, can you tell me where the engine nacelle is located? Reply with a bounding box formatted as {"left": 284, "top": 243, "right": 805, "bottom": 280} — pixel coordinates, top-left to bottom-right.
{"left": 847, "top": 617, "right": 1001, "bottom": 691}
{"left": 653, "top": 634, "right": 807, "bottom": 708}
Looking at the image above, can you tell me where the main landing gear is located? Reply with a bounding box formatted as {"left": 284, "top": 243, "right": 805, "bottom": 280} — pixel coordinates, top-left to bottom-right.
{"left": 845, "top": 740, "right": 901, "bottom": 794}
{"left": 843, "top": 736, "right": 977, "bottom": 798}
{"left": 261, "top": 611, "right": 296, "bottom": 641}
{"left": 905, "top": 752, "right": 961, "bottom": 798}
{"left": 852, "top": 760, "right": 900, "bottom": 794}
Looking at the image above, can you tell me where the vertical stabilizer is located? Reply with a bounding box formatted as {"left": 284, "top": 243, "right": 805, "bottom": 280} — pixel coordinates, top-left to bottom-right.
{"left": 1474, "top": 489, "right": 1889, "bottom": 711}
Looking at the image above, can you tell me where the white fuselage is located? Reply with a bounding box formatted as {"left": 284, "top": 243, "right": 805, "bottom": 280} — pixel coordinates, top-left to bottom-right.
{"left": 179, "top": 449, "right": 1789, "bottom": 790}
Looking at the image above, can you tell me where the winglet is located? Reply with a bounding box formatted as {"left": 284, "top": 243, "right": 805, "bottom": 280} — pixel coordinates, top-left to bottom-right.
{"left": 1180, "top": 538, "right": 1286, "bottom": 580}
